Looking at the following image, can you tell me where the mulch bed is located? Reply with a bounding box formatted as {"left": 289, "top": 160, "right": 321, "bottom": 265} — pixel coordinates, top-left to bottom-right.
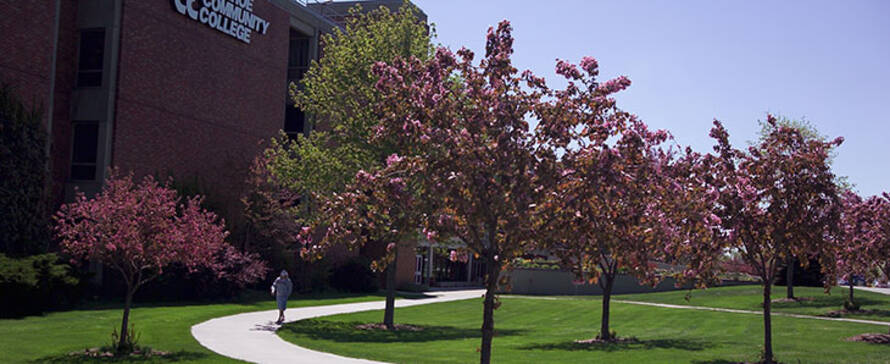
{"left": 573, "top": 336, "right": 639, "bottom": 345}
{"left": 67, "top": 347, "right": 170, "bottom": 358}
{"left": 770, "top": 297, "right": 815, "bottom": 304}
{"left": 355, "top": 323, "right": 424, "bottom": 331}
{"left": 823, "top": 309, "right": 882, "bottom": 318}
{"left": 847, "top": 333, "right": 890, "bottom": 345}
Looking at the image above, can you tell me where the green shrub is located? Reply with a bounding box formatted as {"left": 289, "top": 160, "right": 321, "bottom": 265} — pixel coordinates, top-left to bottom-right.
{"left": 0, "top": 253, "right": 83, "bottom": 317}
{"left": 110, "top": 324, "right": 141, "bottom": 354}
{"left": 512, "top": 258, "right": 563, "bottom": 270}
{"left": 0, "top": 83, "right": 50, "bottom": 257}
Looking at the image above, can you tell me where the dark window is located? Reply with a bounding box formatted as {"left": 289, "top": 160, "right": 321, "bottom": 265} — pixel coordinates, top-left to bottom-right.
{"left": 287, "top": 30, "right": 311, "bottom": 82}
{"left": 77, "top": 29, "right": 105, "bottom": 88}
{"left": 70, "top": 123, "right": 99, "bottom": 181}
{"left": 284, "top": 105, "right": 305, "bottom": 140}
{"left": 285, "top": 29, "right": 311, "bottom": 139}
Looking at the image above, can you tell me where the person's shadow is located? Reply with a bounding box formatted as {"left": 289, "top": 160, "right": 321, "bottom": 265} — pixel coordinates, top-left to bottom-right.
{"left": 251, "top": 320, "right": 282, "bottom": 332}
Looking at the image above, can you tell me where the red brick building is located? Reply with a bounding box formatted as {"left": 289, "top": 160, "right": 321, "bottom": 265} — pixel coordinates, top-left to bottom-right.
{"left": 1, "top": 0, "right": 416, "bottom": 211}
{"left": 1, "top": 0, "right": 433, "bottom": 288}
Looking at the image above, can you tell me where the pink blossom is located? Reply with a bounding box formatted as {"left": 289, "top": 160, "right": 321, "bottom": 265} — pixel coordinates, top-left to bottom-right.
{"left": 579, "top": 56, "right": 599, "bottom": 75}
{"left": 597, "top": 76, "right": 632, "bottom": 94}
{"left": 386, "top": 153, "right": 403, "bottom": 166}
{"left": 555, "top": 59, "right": 582, "bottom": 79}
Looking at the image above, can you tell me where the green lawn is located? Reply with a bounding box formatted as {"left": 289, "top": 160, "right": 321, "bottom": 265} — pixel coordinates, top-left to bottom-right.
{"left": 277, "top": 295, "right": 890, "bottom": 364}
{"left": 0, "top": 291, "right": 404, "bottom": 364}
{"left": 616, "top": 284, "right": 890, "bottom": 322}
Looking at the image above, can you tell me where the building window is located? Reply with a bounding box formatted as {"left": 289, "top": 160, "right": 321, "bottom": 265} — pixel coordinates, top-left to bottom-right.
{"left": 76, "top": 29, "right": 105, "bottom": 88}
{"left": 70, "top": 122, "right": 99, "bottom": 181}
{"left": 284, "top": 105, "right": 305, "bottom": 139}
{"left": 285, "top": 29, "right": 311, "bottom": 139}
{"left": 287, "top": 30, "right": 310, "bottom": 82}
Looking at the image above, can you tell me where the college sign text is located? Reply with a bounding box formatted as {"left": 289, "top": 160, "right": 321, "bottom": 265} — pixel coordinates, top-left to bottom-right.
{"left": 171, "top": 0, "right": 270, "bottom": 44}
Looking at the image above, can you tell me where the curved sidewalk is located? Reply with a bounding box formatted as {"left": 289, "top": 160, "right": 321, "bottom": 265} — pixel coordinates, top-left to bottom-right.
{"left": 191, "top": 289, "right": 484, "bottom": 364}
{"left": 858, "top": 286, "right": 890, "bottom": 295}
{"left": 613, "top": 300, "right": 890, "bottom": 327}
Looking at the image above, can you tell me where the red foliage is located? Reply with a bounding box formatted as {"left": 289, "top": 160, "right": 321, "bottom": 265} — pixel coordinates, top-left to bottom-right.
{"left": 56, "top": 171, "right": 266, "bottom": 288}
{"left": 704, "top": 115, "right": 843, "bottom": 362}
{"left": 836, "top": 191, "right": 890, "bottom": 284}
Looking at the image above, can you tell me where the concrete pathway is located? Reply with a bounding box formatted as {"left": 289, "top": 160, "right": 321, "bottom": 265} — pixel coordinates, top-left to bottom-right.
{"left": 191, "top": 289, "right": 484, "bottom": 364}
{"left": 858, "top": 286, "right": 890, "bottom": 296}
{"left": 613, "top": 299, "right": 890, "bottom": 327}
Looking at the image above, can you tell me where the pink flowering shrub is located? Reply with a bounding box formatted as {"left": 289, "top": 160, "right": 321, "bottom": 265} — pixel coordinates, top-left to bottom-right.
{"left": 55, "top": 171, "right": 266, "bottom": 350}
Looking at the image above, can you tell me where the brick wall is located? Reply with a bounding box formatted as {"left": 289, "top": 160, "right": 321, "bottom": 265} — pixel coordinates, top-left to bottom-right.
{"left": 0, "top": 0, "right": 78, "bottom": 208}
{"left": 48, "top": 0, "right": 78, "bottom": 207}
{"left": 0, "top": 1, "right": 55, "bottom": 113}
{"left": 112, "top": 0, "right": 291, "bottom": 221}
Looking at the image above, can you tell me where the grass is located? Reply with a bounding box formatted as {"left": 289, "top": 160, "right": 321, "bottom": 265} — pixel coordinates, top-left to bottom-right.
{"left": 616, "top": 284, "right": 890, "bottom": 322}
{"left": 277, "top": 295, "right": 890, "bottom": 364}
{"left": 0, "top": 290, "right": 418, "bottom": 364}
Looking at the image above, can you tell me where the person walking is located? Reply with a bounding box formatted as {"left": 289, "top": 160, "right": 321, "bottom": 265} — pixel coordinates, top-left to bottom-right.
{"left": 271, "top": 270, "right": 293, "bottom": 324}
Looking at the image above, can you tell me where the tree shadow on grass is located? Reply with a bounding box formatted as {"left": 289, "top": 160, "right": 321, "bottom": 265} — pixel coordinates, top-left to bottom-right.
{"left": 519, "top": 337, "right": 713, "bottom": 353}
{"left": 12, "top": 290, "right": 437, "bottom": 319}
{"left": 30, "top": 351, "right": 207, "bottom": 363}
{"left": 690, "top": 360, "right": 744, "bottom": 364}
{"left": 69, "top": 290, "right": 434, "bottom": 312}
{"left": 279, "top": 319, "right": 523, "bottom": 343}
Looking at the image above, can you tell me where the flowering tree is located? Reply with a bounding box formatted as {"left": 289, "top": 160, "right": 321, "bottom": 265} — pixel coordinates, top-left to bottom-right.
{"left": 260, "top": 2, "right": 434, "bottom": 324}
{"left": 876, "top": 195, "right": 890, "bottom": 281}
{"left": 836, "top": 191, "right": 890, "bottom": 308}
{"left": 298, "top": 154, "right": 426, "bottom": 330}
{"left": 532, "top": 57, "right": 724, "bottom": 341}
{"left": 55, "top": 172, "right": 266, "bottom": 350}
{"left": 274, "top": 2, "right": 433, "bottom": 203}
{"left": 756, "top": 116, "right": 840, "bottom": 299}
{"left": 370, "top": 21, "right": 540, "bottom": 364}
{"left": 706, "top": 116, "right": 842, "bottom": 363}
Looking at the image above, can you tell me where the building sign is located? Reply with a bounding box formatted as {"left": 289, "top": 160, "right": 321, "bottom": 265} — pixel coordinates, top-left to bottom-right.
{"left": 171, "top": 0, "right": 270, "bottom": 44}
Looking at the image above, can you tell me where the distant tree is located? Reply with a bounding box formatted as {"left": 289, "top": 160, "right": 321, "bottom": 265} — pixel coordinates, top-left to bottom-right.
{"left": 836, "top": 191, "right": 890, "bottom": 309}
{"left": 0, "top": 83, "right": 49, "bottom": 256}
{"left": 756, "top": 115, "right": 845, "bottom": 299}
{"left": 56, "top": 172, "right": 266, "bottom": 352}
{"left": 260, "top": 2, "right": 434, "bottom": 327}
{"left": 707, "top": 116, "right": 843, "bottom": 363}
{"left": 876, "top": 195, "right": 890, "bottom": 282}
{"left": 532, "top": 57, "right": 724, "bottom": 341}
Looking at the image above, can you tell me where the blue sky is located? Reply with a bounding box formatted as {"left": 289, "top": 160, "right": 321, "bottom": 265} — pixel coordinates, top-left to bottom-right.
{"left": 412, "top": 0, "right": 890, "bottom": 196}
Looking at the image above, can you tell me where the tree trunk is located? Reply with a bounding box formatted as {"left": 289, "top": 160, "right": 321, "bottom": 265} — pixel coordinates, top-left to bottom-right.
{"left": 383, "top": 247, "right": 398, "bottom": 330}
{"left": 599, "top": 273, "right": 615, "bottom": 341}
{"left": 118, "top": 286, "right": 135, "bottom": 351}
{"left": 848, "top": 280, "right": 855, "bottom": 305}
{"left": 785, "top": 256, "right": 794, "bottom": 299}
{"left": 762, "top": 282, "right": 774, "bottom": 363}
{"left": 479, "top": 258, "right": 500, "bottom": 364}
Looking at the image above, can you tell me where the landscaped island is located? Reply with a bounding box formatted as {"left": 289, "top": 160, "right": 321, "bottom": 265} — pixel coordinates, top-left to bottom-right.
{"left": 277, "top": 286, "right": 890, "bottom": 364}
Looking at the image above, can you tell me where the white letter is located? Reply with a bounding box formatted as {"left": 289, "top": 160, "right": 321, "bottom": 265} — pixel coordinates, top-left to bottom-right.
{"left": 199, "top": 7, "right": 209, "bottom": 23}
{"left": 173, "top": 0, "right": 188, "bottom": 15}
{"left": 186, "top": 0, "right": 199, "bottom": 20}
